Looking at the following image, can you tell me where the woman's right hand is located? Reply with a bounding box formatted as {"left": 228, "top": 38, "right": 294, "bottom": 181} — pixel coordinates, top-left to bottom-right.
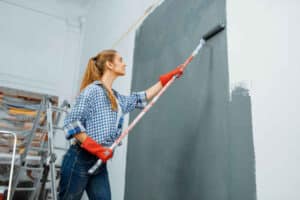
{"left": 80, "top": 135, "right": 113, "bottom": 162}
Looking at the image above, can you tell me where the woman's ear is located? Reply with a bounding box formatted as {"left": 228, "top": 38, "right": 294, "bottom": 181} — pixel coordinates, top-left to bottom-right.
{"left": 105, "top": 61, "right": 114, "bottom": 70}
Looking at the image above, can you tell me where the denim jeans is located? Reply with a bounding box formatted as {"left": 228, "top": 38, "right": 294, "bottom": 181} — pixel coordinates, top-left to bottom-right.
{"left": 58, "top": 144, "right": 111, "bottom": 200}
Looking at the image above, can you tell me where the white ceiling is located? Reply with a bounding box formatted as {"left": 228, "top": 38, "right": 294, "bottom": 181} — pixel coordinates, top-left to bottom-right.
{"left": 56, "top": 0, "right": 94, "bottom": 9}
{"left": 1, "top": 0, "right": 96, "bottom": 22}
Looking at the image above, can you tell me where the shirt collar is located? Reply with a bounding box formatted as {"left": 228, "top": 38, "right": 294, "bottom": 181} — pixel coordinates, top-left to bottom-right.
{"left": 92, "top": 80, "right": 118, "bottom": 96}
{"left": 92, "top": 80, "right": 102, "bottom": 85}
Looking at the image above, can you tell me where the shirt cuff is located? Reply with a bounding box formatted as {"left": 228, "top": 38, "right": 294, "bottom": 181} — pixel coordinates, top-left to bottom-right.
{"left": 63, "top": 120, "right": 86, "bottom": 140}
{"left": 133, "top": 91, "right": 148, "bottom": 109}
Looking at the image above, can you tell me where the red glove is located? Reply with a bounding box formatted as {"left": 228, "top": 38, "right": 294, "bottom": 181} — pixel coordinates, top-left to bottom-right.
{"left": 159, "top": 65, "right": 184, "bottom": 86}
{"left": 80, "top": 136, "right": 113, "bottom": 163}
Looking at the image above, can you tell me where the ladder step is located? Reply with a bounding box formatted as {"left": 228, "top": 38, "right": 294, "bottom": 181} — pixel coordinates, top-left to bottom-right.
{"left": 15, "top": 187, "right": 36, "bottom": 191}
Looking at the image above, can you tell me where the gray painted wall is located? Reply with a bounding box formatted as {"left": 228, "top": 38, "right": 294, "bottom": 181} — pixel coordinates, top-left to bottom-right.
{"left": 229, "top": 87, "right": 257, "bottom": 200}
{"left": 125, "top": 0, "right": 230, "bottom": 199}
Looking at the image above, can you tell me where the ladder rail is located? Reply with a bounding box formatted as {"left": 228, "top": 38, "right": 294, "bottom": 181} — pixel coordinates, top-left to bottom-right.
{"left": 0, "top": 130, "right": 17, "bottom": 200}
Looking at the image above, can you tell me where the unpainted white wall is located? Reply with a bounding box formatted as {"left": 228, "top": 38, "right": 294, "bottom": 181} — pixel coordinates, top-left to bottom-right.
{"left": 227, "top": 0, "right": 300, "bottom": 199}
{"left": 0, "top": 0, "right": 90, "bottom": 166}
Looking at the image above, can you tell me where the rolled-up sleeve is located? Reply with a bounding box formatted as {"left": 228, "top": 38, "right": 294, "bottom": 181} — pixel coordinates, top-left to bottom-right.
{"left": 63, "top": 90, "right": 93, "bottom": 139}
{"left": 117, "top": 91, "right": 147, "bottom": 114}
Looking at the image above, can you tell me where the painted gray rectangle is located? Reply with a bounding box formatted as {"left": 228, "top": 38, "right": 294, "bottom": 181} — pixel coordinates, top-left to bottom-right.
{"left": 229, "top": 87, "right": 257, "bottom": 200}
{"left": 125, "top": 0, "right": 230, "bottom": 199}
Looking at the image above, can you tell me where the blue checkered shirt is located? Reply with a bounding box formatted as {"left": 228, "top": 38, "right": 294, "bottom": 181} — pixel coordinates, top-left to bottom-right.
{"left": 63, "top": 80, "right": 147, "bottom": 146}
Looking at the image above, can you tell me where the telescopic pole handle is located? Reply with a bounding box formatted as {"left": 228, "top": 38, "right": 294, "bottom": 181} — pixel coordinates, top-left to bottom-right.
{"left": 88, "top": 159, "right": 103, "bottom": 174}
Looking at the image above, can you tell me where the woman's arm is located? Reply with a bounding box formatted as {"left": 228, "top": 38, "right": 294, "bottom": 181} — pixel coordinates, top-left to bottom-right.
{"left": 145, "top": 81, "right": 163, "bottom": 100}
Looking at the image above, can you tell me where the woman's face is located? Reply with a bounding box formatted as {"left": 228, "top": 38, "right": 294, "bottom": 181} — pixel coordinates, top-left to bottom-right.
{"left": 110, "top": 53, "right": 126, "bottom": 76}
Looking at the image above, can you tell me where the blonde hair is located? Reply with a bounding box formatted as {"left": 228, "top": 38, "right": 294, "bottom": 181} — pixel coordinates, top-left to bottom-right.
{"left": 80, "top": 49, "right": 118, "bottom": 111}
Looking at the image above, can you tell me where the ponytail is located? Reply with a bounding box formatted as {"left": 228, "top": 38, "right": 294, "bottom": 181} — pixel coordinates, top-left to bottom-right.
{"left": 80, "top": 58, "right": 101, "bottom": 92}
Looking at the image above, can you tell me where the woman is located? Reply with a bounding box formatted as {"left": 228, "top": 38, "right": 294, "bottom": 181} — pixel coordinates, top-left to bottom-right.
{"left": 59, "top": 49, "right": 183, "bottom": 200}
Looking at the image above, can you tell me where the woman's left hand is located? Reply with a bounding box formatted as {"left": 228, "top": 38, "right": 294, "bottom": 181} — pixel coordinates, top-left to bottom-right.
{"left": 159, "top": 64, "right": 184, "bottom": 86}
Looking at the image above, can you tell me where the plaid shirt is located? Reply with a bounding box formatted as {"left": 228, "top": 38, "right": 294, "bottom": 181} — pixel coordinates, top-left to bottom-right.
{"left": 63, "top": 80, "right": 147, "bottom": 146}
